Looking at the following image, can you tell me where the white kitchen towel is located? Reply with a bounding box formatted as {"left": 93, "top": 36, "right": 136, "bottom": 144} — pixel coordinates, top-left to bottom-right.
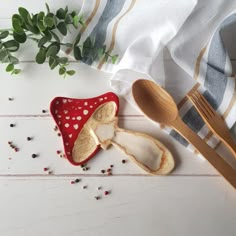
{"left": 67, "top": 0, "right": 236, "bottom": 150}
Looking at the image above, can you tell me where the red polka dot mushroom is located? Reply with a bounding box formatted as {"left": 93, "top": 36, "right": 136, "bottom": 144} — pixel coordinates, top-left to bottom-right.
{"left": 50, "top": 92, "right": 175, "bottom": 175}
{"left": 50, "top": 92, "right": 119, "bottom": 166}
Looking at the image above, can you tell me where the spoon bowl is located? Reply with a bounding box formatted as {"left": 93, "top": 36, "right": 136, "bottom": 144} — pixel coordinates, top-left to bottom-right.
{"left": 132, "top": 79, "right": 178, "bottom": 124}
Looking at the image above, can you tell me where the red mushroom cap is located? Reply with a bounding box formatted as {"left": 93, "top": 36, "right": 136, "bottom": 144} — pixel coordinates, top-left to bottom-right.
{"left": 50, "top": 92, "right": 119, "bottom": 165}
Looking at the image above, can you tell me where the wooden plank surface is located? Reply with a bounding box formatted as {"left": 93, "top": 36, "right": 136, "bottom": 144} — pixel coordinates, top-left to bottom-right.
{"left": 0, "top": 1, "right": 236, "bottom": 236}
{"left": 0, "top": 177, "right": 235, "bottom": 236}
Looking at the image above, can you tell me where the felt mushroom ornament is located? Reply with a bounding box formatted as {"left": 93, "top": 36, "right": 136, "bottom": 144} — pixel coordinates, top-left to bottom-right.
{"left": 50, "top": 92, "right": 174, "bottom": 175}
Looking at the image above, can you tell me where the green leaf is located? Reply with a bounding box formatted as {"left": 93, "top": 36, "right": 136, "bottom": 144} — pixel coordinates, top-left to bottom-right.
{"left": 6, "top": 63, "right": 14, "bottom": 72}
{"left": 73, "top": 15, "right": 79, "bottom": 28}
{"left": 65, "top": 14, "right": 72, "bottom": 24}
{"left": 111, "top": 54, "right": 118, "bottom": 64}
{"left": 49, "top": 56, "right": 58, "bottom": 70}
{"left": 0, "top": 31, "right": 9, "bottom": 39}
{"left": 45, "top": 3, "right": 50, "bottom": 14}
{"left": 18, "top": 7, "right": 30, "bottom": 23}
{"left": 58, "top": 57, "right": 68, "bottom": 64}
{"left": 0, "top": 49, "right": 8, "bottom": 61}
{"left": 13, "top": 69, "right": 21, "bottom": 74}
{"left": 13, "top": 31, "right": 27, "bottom": 43}
{"left": 8, "top": 55, "right": 19, "bottom": 64}
{"left": 24, "top": 23, "right": 40, "bottom": 34}
{"left": 56, "top": 8, "right": 66, "bottom": 19}
{"left": 13, "top": 21, "right": 23, "bottom": 35}
{"left": 50, "top": 31, "right": 60, "bottom": 42}
{"left": 37, "top": 12, "right": 46, "bottom": 31}
{"left": 27, "top": 14, "right": 33, "bottom": 26}
{"left": 66, "top": 70, "right": 75, "bottom": 76}
{"left": 97, "top": 47, "right": 105, "bottom": 59}
{"left": 73, "top": 46, "right": 82, "bottom": 60}
{"left": 46, "top": 44, "right": 60, "bottom": 57}
{"left": 71, "top": 11, "right": 78, "bottom": 18}
{"left": 38, "top": 36, "right": 48, "bottom": 47}
{"left": 83, "top": 37, "right": 92, "bottom": 48}
{"left": 57, "top": 22, "right": 67, "bottom": 36}
{"left": 36, "top": 48, "right": 46, "bottom": 64}
{"left": 12, "top": 14, "right": 23, "bottom": 25}
{"left": 44, "top": 16, "right": 54, "bottom": 28}
{"left": 73, "top": 33, "right": 81, "bottom": 46}
{"left": 43, "top": 29, "right": 52, "bottom": 40}
{"left": 3, "top": 40, "right": 20, "bottom": 52}
{"left": 59, "top": 66, "right": 66, "bottom": 75}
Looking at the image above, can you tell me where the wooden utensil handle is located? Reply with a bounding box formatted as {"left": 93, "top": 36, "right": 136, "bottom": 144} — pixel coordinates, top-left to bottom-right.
{"left": 172, "top": 117, "right": 236, "bottom": 188}
{"left": 222, "top": 133, "right": 236, "bottom": 157}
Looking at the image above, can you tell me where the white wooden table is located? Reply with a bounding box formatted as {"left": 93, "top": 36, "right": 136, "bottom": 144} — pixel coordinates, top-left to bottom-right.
{"left": 0, "top": 1, "right": 236, "bottom": 236}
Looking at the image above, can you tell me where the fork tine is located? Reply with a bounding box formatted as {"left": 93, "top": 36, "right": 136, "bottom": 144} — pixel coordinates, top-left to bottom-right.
{"left": 194, "top": 90, "right": 215, "bottom": 117}
{"left": 189, "top": 93, "right": 210, "bottom": 120}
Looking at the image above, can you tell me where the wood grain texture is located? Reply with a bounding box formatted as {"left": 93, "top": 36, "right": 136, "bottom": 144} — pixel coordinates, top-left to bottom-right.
{"left": 0, "top": 177, "right": 235, "bottom": 236}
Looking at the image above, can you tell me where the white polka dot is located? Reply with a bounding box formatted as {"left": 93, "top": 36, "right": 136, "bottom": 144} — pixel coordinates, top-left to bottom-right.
{"left": 65, "top": 116, "right": 70, "bottom": 120}
{"left": 69, "top": 134, "right": 72, "bottom": 138}
{"left": 83, "top": 110, "right": 88, "bottom": 115}
{"left": 104, "top": 97, "right": 107, "bottom": 100}
{"left": 77, "top": 116, "right": 82, "bottom": 120}
{"left": 65, "top": 123, "right": 69, "bottom": 128}
{"left": 57, "top": 115, "right": 61, "bottom": 118}
{"left": 64, "top": 110, "right": 68, "bottom": 114}
{"left": 55, "top": 110, "right": 58, "bottom": 114}
{"left": 65, "top": 142, "right": 69, "bottom": 146}
{"left": 99, "top": 98, "right": 103, "bottom": 101}
{"left": 90, "top": 106, "right": 93, "bottom": 108}
{"left": 56, "top": 101, "right": 59, "bottom": 105}
{"left": 72, "top": 117, "right": 76, "bottom": 120}
{"left": 84, "top": 102, "right": 88, "bottom": 106}
{"left": 74, "top": 124, "right": 79, "bottom": 130}
{"left": 63, "top": 99, "right": 67, "bottom": 104}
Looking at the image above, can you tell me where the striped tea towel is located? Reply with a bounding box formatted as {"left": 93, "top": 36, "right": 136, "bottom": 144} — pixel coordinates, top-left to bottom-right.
{"left": 65, "top": 0, "right": 236, "bottom": 152}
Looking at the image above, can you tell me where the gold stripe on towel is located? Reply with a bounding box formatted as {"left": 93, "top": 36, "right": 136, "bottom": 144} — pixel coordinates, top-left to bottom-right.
{"left": 194, "top": 46, "right": 207, "bottom": 80}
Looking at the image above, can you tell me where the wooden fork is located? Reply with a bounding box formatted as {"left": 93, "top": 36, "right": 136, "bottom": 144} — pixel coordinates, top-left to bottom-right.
{"left": 187, "top": 89, "right": 236, "bottom": 157}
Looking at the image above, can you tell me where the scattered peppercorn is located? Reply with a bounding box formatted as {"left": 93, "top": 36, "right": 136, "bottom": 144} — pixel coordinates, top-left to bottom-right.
{"left": 56, "top": 150, "right": 61, "bottom": 154}
{"left": 42, "top": 109, "right": 47, "bottom": 113}
{"left": 122, "top": 159, "right": 126, "bottom": 164}
{"left": 57, "top": 133, "right": 61, "bottom": 136}
{"left": 83, "top": 185, "right": 87, "bottom": 189}
{"left": 43, "top": 167, "right": 49, "bottom": 171}
{"left": 95, "top": 196, "right": 100, "bottom": 200}
{"left": 48, "top": 171, "right": 53, "bottom": 175}
{"left": 107, "top": 168, "right": 111, "bottom": 172}
{"left": 75, "top": 179, "right": 80, "bottom": 183}
{"left": 27, "top": 137, "right": 32, "bottom": 141}
{"left": 8, "top": 97, "right": 14, "bottom": 101}
{"left": 8, "top": 141, "right": 12, "bottom": 145}
{"left": 97, "top": 186, "right": 102, "bottom": 190}
{"left": 71, "top": 181, "right": 75, "bottom": 184}
{"left": 32, "top": 153, "right": 37, "bottom": 158}
{"left": 54, "top": 126, "right": 58, "bottom": 131}
{"left": 110, "top": 165, "right": 114, "bottom": 168}
{"left": 104, "top": 191, "right": 109, "bottom": 196}
{"left": 10, "top": 123, "right": 15, "bottom": 127}
{"left": 14, "top": 148, "right": 19, "bottom": 152}
{"left": 101, "top": 169, "right": 105, "bottom": 174}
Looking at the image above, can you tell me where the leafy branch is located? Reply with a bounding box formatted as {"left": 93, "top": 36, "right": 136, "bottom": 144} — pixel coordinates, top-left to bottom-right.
{"left": 0, "top": 3, "right": 118, "bottom": 78}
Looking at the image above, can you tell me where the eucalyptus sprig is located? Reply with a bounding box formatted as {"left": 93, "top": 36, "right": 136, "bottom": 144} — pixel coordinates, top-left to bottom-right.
{"left": 0, "top": 3, "right": 118, "bottom": 78}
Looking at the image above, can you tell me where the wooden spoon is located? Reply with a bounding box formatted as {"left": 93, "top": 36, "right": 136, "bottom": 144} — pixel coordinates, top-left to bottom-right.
{"left": 132, "top": 79, "right": 236, "bottom": 189}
